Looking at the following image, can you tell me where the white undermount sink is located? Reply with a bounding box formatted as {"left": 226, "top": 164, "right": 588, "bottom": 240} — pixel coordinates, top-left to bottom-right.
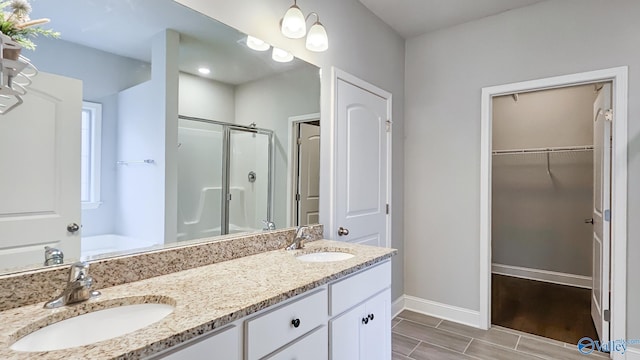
{"left": 296, "top": 251, "right": 355, "bottom": 262}
{"left": 11, "top": 303, "right": 174, "bottom": 352}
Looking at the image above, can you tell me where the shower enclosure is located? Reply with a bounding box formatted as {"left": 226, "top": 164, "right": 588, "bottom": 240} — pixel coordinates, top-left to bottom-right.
{"left": 177, "top": 115, "right": 274, "bottom": 241}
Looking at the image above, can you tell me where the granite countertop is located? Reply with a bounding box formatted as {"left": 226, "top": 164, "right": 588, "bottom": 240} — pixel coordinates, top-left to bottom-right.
{"left": 0, "top": 240, "right": 396, "bottom": 359}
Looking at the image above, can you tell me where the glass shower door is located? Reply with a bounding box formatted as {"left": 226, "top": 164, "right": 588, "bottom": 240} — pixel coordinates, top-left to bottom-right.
{"left": 227, "top": 128, "right": 272, "bottom": 234}
{"left": 177, "top": 119, "right": 224, "bottom": 241}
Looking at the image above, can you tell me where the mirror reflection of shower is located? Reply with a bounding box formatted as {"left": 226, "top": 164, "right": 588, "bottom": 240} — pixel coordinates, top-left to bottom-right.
{"left": 177, "top": 116, "right": 274, "bottom": 242}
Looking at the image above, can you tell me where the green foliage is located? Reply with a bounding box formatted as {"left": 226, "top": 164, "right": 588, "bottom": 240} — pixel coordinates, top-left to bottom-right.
{"left": 0, "top": 0, "right": 59, "bottom": 51}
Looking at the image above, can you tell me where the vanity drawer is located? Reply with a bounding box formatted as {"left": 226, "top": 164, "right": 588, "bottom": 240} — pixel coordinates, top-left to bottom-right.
{"left": 264, "top": 326, "right": 327, "bottom": 360}
{"left": 329, "top": 260, "right": 391, "bottom": 316}
{"left": 150, "top": 325, "right": 239, "bottom": 360}
{"left": 245, "top": 288, "right": 327, "bottom": 360}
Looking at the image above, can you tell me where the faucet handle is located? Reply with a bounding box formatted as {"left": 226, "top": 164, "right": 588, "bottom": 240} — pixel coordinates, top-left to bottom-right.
{"left": 262, "top": 220, "right": 276, "bottom": 231}
{"left": 68, "top": 262, "right": 90, "bottom": 282}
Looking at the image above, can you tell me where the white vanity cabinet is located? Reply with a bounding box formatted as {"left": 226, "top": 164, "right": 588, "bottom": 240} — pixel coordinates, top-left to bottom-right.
{"left": 245, "top": 288, "right": 327, "bottom": 360}
{"left": 329, "top": 261, "right": 392, "bottom": 360}
{"left": 149, "top": 325, "right": 240, "bottom": 360}
{"left": 145, "top": 259, "right": 391, "bottom": 360}
{"left": 264, "top": 326, "right": 328, "bottom": 360}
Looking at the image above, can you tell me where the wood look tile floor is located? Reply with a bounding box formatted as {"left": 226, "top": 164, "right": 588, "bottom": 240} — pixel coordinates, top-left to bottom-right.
{"left": 392, "top": 310, "right": 609, "bottom": 360}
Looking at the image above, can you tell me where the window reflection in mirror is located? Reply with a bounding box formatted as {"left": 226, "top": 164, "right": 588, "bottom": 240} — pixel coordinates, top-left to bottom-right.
{"left": 0, "top": 0, "right": 320, "bottom": 274}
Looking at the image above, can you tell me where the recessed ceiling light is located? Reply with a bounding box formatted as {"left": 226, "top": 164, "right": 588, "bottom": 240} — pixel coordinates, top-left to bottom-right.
{"left": 198, "top": 67, "right": 211, "bottom": 75}
{"left": 246, "top": 35, "right": 270, "bottom": 51}
{"left": 272, "top": 47, "right": 294, "bottom": 63}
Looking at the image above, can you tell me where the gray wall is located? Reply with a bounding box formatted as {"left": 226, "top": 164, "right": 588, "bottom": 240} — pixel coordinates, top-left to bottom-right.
{"left": 235, "top": 65, "right": 321, "bottom": 229}
{"left": 28, "top": 38, "right": 150, "bottom": 237}
{"left": 177, "top": 0, "right": 406, "bottom": 301}
{"left": 404, "top": 0, "right": 640, "bottom": 340}
{"left": 179, "top": 73, "right": 236, "bottom": 122}
{"left": 492, "top": 86, "right": 596, "bottom": 276}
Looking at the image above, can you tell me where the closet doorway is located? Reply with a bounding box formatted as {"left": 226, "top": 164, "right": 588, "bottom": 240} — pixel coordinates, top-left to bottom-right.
{"left": 490, "top": 83, "right": 607, "bottom": 344}
{"left": 480, "top": 67, "right": 628, "bottom": 352}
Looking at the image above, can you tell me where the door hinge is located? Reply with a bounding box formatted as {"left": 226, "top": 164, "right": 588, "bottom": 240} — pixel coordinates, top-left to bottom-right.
{"left": 604, "top": 209, "right": 611, "bottom": 222}
{"left": 296, "top": 138, "right": 302, "bottom": 145}
{"left": 386, "top": 120, "right": 392, "bottom": 132}
{"left": 295, "top": 193, "right": 301, "bottom": 201}
{"left": 227, "top": 193, "right": 232, "bottom": 201}
{"left": 604, "top": 309, "right": 610, "bottom": 322}
{"left": 605, "top": 109, "right": 613, "bottom": 122}
{"left": 386, "top": 204, "right": 389, "bottom": 214}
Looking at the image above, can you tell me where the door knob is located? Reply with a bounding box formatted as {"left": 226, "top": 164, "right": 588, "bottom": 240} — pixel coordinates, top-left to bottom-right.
{"left": 584, "top": 218, "right": 594, "bottom": 224}
{"left": 67, "top": 223, "right": 80, "bottom": 233}
{"left": 338, "top": 227, "right": 349, "bottom": 236}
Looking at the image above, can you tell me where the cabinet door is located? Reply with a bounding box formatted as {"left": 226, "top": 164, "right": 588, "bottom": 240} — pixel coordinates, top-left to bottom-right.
{"left": 266, "top": 326, "right": 327, "bottom": 360}
{"left": 330, "top": 304, "right": 364, "bottom": 360}
{"left": 152, "top": 325, "right": 239, "bottom": 360}
{"left": 361, "top": 289, "right": 391, "bottom": 360}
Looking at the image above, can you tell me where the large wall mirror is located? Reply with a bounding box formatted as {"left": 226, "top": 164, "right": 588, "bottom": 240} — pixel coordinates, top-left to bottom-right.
{"left": 0, "top": 0, "right": 321, "bottom": 274}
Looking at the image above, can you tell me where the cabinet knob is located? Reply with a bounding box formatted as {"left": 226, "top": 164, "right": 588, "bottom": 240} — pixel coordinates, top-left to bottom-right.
{"left": 368, "top": 313, "right": 375, "bottom": 321}
{"left": 362, "top": 317, "right": 369, "bottom": 325}
{"left": 291, "top": 318, "right": 301, "bottom": 328}
{"left": 338, "top": 227, "right": 350, "bottom": 236}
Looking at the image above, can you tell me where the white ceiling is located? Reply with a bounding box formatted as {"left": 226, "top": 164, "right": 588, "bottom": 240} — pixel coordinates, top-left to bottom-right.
{"left": 30, "top": 0, "right": 308, "bottom": 85}
{"left": 358, "top": 0, "right": 546, "bottom": 38}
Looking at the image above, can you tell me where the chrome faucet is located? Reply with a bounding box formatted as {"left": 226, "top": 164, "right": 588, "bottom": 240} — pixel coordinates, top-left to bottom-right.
{"left": 285, "top": 226, "right": 310, "bottom": 250}
{"left": 44, "top": 246, "right": 64, "bottom": 266}
{"left": 44, "top": 262, "right": 100, "bottom": 309}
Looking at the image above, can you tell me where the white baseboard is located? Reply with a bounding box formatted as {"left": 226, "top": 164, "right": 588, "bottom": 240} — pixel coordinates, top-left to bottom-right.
{"left": 404, "top": 295, "right": 481, "bottom": 328}
{"left": 626, "top": 347, "right": 640, "bottom": 360}
{"left": 392, "top": 295, "right": 405, "bottom": 318}
{"left": 492, "top": 263, "right": 592, "bottom": 289}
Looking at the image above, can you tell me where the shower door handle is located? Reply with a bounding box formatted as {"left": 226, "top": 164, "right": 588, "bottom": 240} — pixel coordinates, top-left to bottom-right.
{"left": 584, "top": 218, "right": 594, "bottom": 224}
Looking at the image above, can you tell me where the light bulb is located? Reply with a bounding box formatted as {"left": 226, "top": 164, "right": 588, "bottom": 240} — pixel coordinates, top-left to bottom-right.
{"left": 246, "top": 35, "right": 270, "bottom": 51}
{"left": 305, "top": 22, "right": 328, "bottom": 52}
{"left": 281, "top": 3, "right": 306, "bottom": 39}
{"left": 272, "top": 47, "right": 294, "bottom": 63}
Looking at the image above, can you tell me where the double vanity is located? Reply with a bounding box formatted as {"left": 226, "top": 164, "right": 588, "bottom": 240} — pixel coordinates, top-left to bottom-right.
{"left": 0, "top": 227, "right": 395, "bottom": 359}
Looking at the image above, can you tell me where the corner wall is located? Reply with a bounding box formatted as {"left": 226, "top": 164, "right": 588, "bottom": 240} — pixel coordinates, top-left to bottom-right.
{"left": 404, "top": 0, "right": 640, "bottom": 341}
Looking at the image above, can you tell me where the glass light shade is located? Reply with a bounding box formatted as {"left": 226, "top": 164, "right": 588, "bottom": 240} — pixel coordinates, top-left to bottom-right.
{"left": 272, "top": 47, "right": 294, "bottom": 63}
{"left": 305, "top": 22, "right": 328, "bottom": 52}
{"left": 246, "top": 35, "right": 270, "bottom": 51}
{"left": 281, "top": 4, "right": 306, "bottom": 39}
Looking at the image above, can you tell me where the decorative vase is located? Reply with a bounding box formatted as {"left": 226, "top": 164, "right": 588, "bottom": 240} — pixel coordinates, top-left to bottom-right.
{"left": 2, "top": 47, "right": 21, "bottom": 61}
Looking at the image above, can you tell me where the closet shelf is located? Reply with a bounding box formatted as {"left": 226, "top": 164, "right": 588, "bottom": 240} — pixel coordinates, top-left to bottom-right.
{"left": 492, "top": 145, "right": 594, "bottom": 156}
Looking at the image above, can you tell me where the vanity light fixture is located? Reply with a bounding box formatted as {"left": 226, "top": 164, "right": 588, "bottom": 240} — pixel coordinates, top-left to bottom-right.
{"left": 246, "top": 35, "right": 270, "bottom": 51}
{"left": 305, "top": 13, "right": 328, "bottom": 52}
{"left": 281, "top": 0, "right": 307, "bottom": 39}
{"left": 280, "top": 1, "right": 329, "bottom": 52}
{"left": 272, "top": 47, "right": 294, "bottom": 63}
{"left": 198, "top": 67, "right": 211, "bottom": 75}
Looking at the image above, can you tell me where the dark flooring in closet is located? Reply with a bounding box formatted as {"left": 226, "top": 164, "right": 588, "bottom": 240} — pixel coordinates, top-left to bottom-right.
{"left": 491, "top": 274, "right": 598, "bottom": 344}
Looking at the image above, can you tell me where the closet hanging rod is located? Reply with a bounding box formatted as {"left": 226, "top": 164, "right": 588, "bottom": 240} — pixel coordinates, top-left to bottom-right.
{"left": 492, "top": 145, "right": 594, "bottom": 156}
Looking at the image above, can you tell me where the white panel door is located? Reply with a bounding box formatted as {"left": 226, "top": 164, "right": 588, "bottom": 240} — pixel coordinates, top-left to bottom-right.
{"left": 335, "top": 78, "right": 389, "bottom": 246}
{"left": 591, "top": 83, "right": 611, "bottom": 344}
{"left": 0, "top": 72, "right": 82, "bottom": 269}
{"left": 298, "top": 122, "right": 320, "bottom": 225}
